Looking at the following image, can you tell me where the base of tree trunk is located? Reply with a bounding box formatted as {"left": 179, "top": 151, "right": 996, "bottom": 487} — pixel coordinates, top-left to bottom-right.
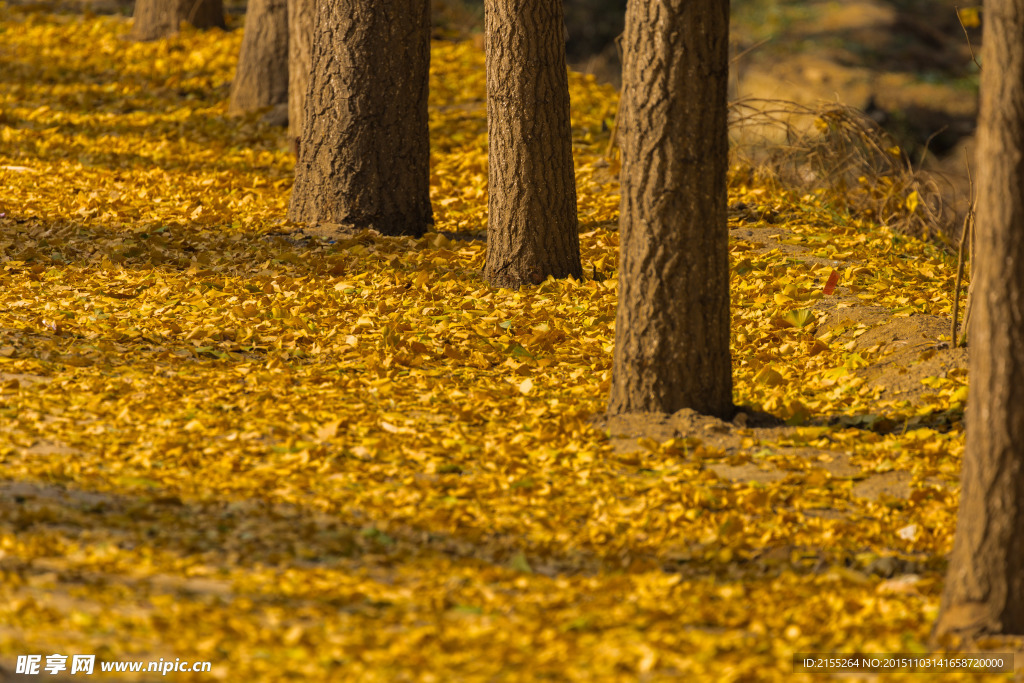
{"left": 131, "top": 0, "right": 226, "bottom": 41}
{"left": 287, "top": 0, "right": 432, "bottom": 238}
{"left": 607, "top": 0, "right": 734, "bottom": 418}
{"left": 482, "top": 0, "right": 582, "bottom": 289}
{"left": 227, "top": 0, "right": 289, "bottom": 117}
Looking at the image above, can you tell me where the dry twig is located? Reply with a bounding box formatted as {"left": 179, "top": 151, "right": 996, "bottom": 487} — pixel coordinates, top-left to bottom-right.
{"left": 955, "top": 5, "right": 982, "bottom": 71}
{"left": 952, "top": 149, "right": 975, "bottom": 347}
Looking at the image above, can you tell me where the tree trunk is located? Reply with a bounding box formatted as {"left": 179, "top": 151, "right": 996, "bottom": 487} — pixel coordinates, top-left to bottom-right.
{"left": 483, "top": 0, "right": 582, "bottom": 289}
{"left": 228, "top": 0, "right": 289, "bottom": 118}
{"left": 606, "top": 0, "right": 733, "bottom": 418}
{"left": 287, "top": 0, "right": 315, "bottom": 151}
{"left": 287, "top": 0, "right": 432, "bottom": 237}
{"left": 131, "top": 0, "right": 225, "bottom": 41}
{"left": 934, "top": 0, "right": 1024, "bottom": 640}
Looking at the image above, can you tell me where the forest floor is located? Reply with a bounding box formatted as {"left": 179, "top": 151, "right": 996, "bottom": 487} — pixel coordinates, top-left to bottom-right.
{"left": 0, "top": 4, "right": 1019, "bottom": 683}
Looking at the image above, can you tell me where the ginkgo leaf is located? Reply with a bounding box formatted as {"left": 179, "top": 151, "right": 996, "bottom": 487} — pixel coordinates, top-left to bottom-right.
{"left": 958, "top": 6, "right": 981, "bottom": 28}
{"left": 823, "top": 269, "right": 840, "bottom": 295}
{"left": 316, "top": 420, "right": 343, "bottom": 441}
{"left": 508, "top": 551, "right": 533, "bottom": 573}
{"left": 754, "top": 367, "right": 785, "bottom": 386}
{"left": 773, "top": 292, "right": 795, "bottom": 305}
{"left": 782, "top": 309, "right": 814, "bottom": 328}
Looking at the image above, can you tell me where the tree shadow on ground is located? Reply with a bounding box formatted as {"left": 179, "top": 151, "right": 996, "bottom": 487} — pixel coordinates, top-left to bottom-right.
{"left": 0, "top": 462, "right": 892, "bottom": 683}
{"left": 0, "top": 465, "right": 909, "bottom": 617}
{"left": 0, "top": 109, "right": 289, "bottom": 180}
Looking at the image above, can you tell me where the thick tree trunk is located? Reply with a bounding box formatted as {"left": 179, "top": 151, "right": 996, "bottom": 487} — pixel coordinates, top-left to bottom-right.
{"left": 131, "top": 0, "right": 225, "bottom": 41}
{"left": 934, "top": 0, "right": 1024, "bottom": 640}
{"left": 287, "top": 0, "right": 432, "bottom": 237}
{"left": 228, "top": 0, "right": 289, "bottom": 118}
{"left": 483, "top": 0, "right": 582, "bottom": 288}
{"left": 287, "top": 0, "right": 315, "bottom": 151}
{"left": 606, "top": 0, "right": 733, "bottom": 418}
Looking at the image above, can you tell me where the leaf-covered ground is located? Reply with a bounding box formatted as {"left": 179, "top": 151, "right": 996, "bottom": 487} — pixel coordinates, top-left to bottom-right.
{"left": 0, "top": 6, "right": 1010, "bottom": 682}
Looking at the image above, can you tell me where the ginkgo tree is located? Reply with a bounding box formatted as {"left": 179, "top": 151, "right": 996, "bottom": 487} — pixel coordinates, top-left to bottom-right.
{"left": 131, "top": 0, "right": 225, "bottom": 41}
{"left": 287, "top": 0, "right": 315, "bottom": 151}
{"left": 482, "top": 0, "right": 583, "bottom": 288}
{"left": 288, "top": 0, "right": 433, "bottom": 237}
{"left": 608, "top": 0, "right": 734, "bottom": 418}
{"left": 934, "top": 0, "right": 1024, "bottom": 640}
{"left": 228, "top": 0, "right": 288, "bottom": 118}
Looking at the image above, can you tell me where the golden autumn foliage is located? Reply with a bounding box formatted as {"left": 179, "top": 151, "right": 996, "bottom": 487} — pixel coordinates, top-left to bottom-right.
{"left": 0, "top": 6, "right": 1003, "bottom": 681}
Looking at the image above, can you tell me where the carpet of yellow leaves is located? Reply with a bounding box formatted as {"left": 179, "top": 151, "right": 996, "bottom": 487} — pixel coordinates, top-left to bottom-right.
{"left": 0, "top": 6, "right": 1002, "bottom": 682}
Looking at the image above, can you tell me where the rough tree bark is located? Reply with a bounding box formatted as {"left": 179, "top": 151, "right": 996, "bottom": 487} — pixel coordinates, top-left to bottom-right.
{"left": 934, "top": 0, "right": 1024, "bottom": 640}
{"left": 483, "top": 0, "right": 582, "bottom": 288}
{"left": 287, "top": 0, "right": 432, "bottom": 236}
{"left": 228, "top": 0, "right": 289, "bottom": 118}
{"left": 131, "top": 0, "right": 226, "bottom": 41}
{"left": 287, "top": 0, "right": 315, "bottom": 151}
{"left": 606, "top": 0, "right": 733, "bottom": 418}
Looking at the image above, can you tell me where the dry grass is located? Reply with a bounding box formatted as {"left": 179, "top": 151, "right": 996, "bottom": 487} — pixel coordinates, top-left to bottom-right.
{"left": 728, "top": 98, "right": 963, "bottom": 245}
